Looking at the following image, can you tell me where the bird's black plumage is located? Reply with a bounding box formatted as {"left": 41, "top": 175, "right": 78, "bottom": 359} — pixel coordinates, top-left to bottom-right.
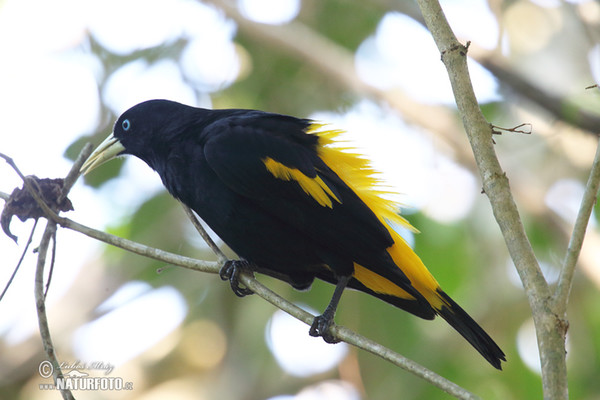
{"left": 82, "top": 99, "right": 506, "bottom": 369}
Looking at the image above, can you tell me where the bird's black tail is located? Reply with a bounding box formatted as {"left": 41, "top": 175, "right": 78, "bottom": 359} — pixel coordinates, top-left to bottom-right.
{"left": 435, "top": 289, "right": 506, "bottom": 369}
{"left": 346, "top": 275, "right": 505, "bottom": 369}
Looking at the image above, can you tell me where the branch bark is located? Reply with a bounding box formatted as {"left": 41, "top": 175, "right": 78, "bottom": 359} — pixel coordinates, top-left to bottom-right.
{"left": 414, "top": 1, "right": 569, "bottom": 399}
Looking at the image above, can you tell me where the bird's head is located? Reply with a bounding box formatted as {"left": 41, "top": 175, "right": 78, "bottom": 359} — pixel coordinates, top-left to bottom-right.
{"left": 80, "top": 99, "right": 198, "bottom": 175}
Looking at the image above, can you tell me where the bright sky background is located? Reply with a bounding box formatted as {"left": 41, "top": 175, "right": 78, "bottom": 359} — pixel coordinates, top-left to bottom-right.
{"left": 0, "top": 0, "right": 597, "bottom": 398}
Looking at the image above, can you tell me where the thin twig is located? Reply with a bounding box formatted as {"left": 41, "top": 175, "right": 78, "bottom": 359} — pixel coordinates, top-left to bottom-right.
{"left": 553, "top": 139, "right": 600, "bottom": 316}
{"left": 59, "top": 143, "right": 94, "bottom": 203}
{"left": 180, "top": 203, "right": 228, "bottom": 263}
{"left": 41, "top": 144, "right": 93, "bottom": 299}
{"left": 491, "top": 123, "right": 532, "bottom": 136}
{"left": 0, "top": 152, "right": 30, "bottom": 183}
{"left": 0, "top": 219, "right": 38, "bottom": 302}
{"left": 44, "top": 231, "right": 57, "bottom": 298}
{"left": 0, "top": 153, "right": 61, "bottom": 220}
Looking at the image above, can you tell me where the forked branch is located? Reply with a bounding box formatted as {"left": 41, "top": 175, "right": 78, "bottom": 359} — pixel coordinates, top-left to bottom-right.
{"left": 413, "top": 1, "right": 600, "bottom": 399}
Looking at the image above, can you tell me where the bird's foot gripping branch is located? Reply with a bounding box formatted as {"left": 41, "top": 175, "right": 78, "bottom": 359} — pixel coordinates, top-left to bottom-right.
{"left": 219, "top": 259, "right": 255, "bottom": 297}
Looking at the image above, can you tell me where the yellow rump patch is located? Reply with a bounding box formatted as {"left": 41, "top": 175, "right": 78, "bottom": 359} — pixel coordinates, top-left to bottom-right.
{"left": 263, "top": 157, "right": 342, "bottom": 208}
{"left": 353, "top": 263, "right": 416, "bottom": 300}
{"left": 385, "top": 230, "right": 447, "bottom": 310}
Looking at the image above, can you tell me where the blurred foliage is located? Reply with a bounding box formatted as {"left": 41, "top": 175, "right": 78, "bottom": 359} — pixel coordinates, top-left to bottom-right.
{"left": 2, "top": 0, "right": 600, "bottom": 400}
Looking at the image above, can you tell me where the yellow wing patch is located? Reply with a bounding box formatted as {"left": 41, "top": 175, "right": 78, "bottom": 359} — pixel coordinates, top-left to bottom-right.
{"left": 308, "top": 123, "right": 447, "bottom": 310}
{"left": 309, "top": 124, "right": 418, "bottom": 233}
{"left": 263, "top": 157, "right": 342, "bottom": 208}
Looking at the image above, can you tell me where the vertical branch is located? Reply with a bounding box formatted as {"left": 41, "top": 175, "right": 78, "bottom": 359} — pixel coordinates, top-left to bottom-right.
{"left": 31, "top": 146, "right": 94, "bottom": 400}
{"left": 553, "top": 139, "right": 600, "bottom": 316}
{"left": 415, "top": 0, "right": 567, "bottom": 399}
{"left": 34, "top": 220, "right": 74, "bottom": 400}
{"left": 3, "top": 145, "right": 94, "bottom": 400}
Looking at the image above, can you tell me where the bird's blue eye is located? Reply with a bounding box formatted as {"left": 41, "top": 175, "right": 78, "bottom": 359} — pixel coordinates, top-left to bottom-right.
{"left": 122, "top": 119, "right": 131, "bottom": 131}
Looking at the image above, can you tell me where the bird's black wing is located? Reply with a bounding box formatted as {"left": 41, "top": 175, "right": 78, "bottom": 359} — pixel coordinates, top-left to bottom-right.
{"left": 201, "top": 113, "right": 400, "bottom": 269}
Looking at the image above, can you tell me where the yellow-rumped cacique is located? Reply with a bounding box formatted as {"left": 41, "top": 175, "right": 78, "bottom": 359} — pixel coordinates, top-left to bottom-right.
{"left": 81, "top": 99, "right": 505, "bottom": 369}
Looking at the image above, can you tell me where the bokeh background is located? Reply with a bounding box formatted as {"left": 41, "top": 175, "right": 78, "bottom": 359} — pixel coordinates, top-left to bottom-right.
{"left": 1, "top": 0, "right": 600, "bottom": 399}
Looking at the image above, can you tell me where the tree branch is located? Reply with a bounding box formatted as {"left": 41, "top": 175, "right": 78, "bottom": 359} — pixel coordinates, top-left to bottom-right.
{"left": 414, "top": 1, "right": 568, "bottom": 399}
{"left": 58, "top": 214, "right": 479, "bottom": 399}
{"left": 60, "top": 143, "right": 94, "bottom": 203}
{"left": 61, "top": 213, "right": 480, "bottom": 398}
{"left": 239, "top": 271, "right": 481, "bottom": 400}
{"left": 62, "top": 215, "right": 220, "bottom": 274}
{"left": 31, "top": 148, "right": 96, "bottom": 400}
{"left": 553, "top": 139, "right": 600, "bottom": 316}
{"left": 34, "top": 220, "right": 74, "bottom": 400}
{"left": 1, "top": 147, "right": 481, "bottom": 399}
{"left": 1, "top": 145, "right": 96, "bottom": 399}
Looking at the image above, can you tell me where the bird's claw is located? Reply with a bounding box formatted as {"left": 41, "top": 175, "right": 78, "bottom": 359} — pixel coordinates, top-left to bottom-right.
{"left": 219, "top": 259, "right": 254, "bottom": 297}
{"left": 309, "top": 313, "right": 340, "bottom": 344}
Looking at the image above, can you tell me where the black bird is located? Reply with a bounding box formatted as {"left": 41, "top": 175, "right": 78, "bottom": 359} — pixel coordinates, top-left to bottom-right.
{"left": 81, "top": 99, "right": 505, "bottom": 369}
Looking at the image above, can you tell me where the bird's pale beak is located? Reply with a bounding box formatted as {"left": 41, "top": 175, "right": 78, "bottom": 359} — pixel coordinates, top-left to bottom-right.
{"left": 80, "top": 133, "right": 126, "bottom": 175}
